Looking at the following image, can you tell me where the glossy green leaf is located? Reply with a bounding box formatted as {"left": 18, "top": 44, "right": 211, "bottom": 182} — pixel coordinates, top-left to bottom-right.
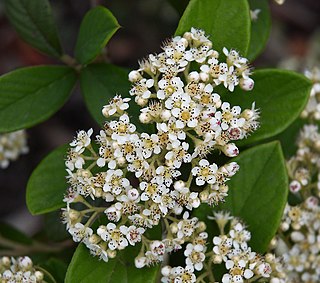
{"left": 40, "top": 258, "right": 68, "bottom": 283}
{"left": 65, "top": 244, "right": 159, "bottom": 283}
{"left": 175, "top": 0, "right": 251, "bottom": 55}
{"left": 26, "top": 145, "right": 68, "bottom": 215}
{"left": 5, "top": 0, "right": 62, "bottom": 57}
{"left": 247, "top": 0, "right": 271, "bottom": 60}
{"left": 221, "top": 141, "right": 288, "bottom": 252}
{"left": 80, "top": 63, "right": 130, "bottom": 125}
{"left": 227, "top": 69, "right": 312, "bottom": 146}
{"left": 75, "top": 6, "right": 120, "bottom": 64}
{"left": 0, "top": 66, "right": 77, "bottom": 133}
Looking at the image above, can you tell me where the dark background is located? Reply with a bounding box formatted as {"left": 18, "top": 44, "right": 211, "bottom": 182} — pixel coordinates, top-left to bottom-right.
{"left": 0, "top": 0, "right": 319, "bottom": 234}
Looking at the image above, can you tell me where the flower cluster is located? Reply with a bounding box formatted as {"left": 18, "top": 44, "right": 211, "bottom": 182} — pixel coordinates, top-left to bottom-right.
{"left": 160, "top": 212, "right": 286, "bottom": 283}
{"left": 270, "top": 65, "right": 320, "bottom": 282}
{"left": 301, "top": 67, "right": 320, "bottom": 121}
{"left": 271, "top": 124, "right": 320, "bottom": 282}
{"left": 0, "top": 130, "right": 28, "bottom": 169}
{"left": 0, "top": 256, "right": 44, "bottom": 283}
{"left": 62, "top": 28, "right": 260, "bottom": 281}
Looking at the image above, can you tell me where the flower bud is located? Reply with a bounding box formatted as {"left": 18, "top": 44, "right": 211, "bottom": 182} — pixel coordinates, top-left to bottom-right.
{"left": 222, "top": 143, "right": 239, "bottom": 157}
{"left": 160, "top": 110, "right": 171, "bottom": 121}
{"left": 35, "top": 271, "right": 44, "bottom": 281}
{"left": 139, "top": 112, "right": 152, "bottom": 124}
{"left": 188, "top": 71, "right": 200, "bottom": 82}
{"left": 240, "top": 78, "right": 254, "bottom": 91}
{"left": 289, "top": 180, "right": 301, "bottom": 193}
{"left": 128, "top": 70, "right": 142, "bottom": 82}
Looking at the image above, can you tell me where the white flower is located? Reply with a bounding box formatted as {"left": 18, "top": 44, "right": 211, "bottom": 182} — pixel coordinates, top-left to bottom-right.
{"left": 191, "top": 159, "right": 218, "bottom": 186}
{"left": 70, "top": 128, "right": 93, "bottom": 153}
{"left": 69, "top": 223, "right": 93, "bottom": 242}
{"left": 129, "top": 78, "right": 154, "bottom": 99}
{"left": 121, "top": 225, "right": 145, "bottom": 246}
{"left": 176, "top": 212, "right": 198, "bottom": 239}
{"left": 102, "top": 95, "right": 131, "bottom": 117}
{"left": 97, "top": 223, "right": 128, "bottom": 250}
{"left": 157, "top": 77, "right": 184, "bottom": 100}
{"left": 184, "top": 243, "right": 206, "bottom": 271}
{"left": 103, "top": 169, "right": 130, "bottom": 196}
{"left": 65, "top": 148, "right": 85, "bottom": 171}
{"left": 109, "top": 114, "right": 136, "bottom": 144}
{"left": 0, "top": 130, "right": 28, "bottom": 169}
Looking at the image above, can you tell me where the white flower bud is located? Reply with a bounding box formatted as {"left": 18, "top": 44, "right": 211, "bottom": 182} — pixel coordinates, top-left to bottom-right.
{"left": 69, "top": 209, "right": 80, "bottom": 221}
{"left": 222, "top": 143, "right": 239, "bottom": 157}
{"left": 128, "top": 70, "right": 142, "bottom": 82}
{"left": 134, "top": 256, "right": 146, "bottom": 268}
{"left": 170, "top": 223, "right": 178, "bottom": 234}
{"left": 289, "top": 180, "right": 301, "bottom": 193}
{"left": 161, "top": 266, "right": 171, "bottom": 276}
{"left": 290, "top": 231, "right": 305, "bottom": 242}
{"left": 19, "top": 256, "right": 33, "bottom": 270}
{"left": 200, "top": 190, "right": 209, "bottom": 202}
{"left": 1, "top": 256, "right": 10, "bottom": 267}
{"left": 188, "top": 71, "right": 200, "bottom": 82}
{"left": 200, "top": 72, "right": 209, "bottom": 82}
{"left": 107, "top": 249, "right": 117, "bottom": 258}
{"left": 35, "top": 271, "right": 44, "bottom": 281}
{"left": 183, "top": 32, "right": 192, "bottom": 41}
{"left": 160, "top": 110, "right": 171, "bottom": 121}
{"left": 212, "top": 254, "right": 222, "bottom": 264}
{"left": 136, "top": 97, "right": 148, "bottom": 106}
{"left": 280, "top": 222, "right": 289, "bottom": 231}
{"left": 305, "top": 196, "right": 318, "bottom": 210}
{"left": 240, "top": 78, "right": 254, "bottom": 91}
{"left": 117, "top": 157, "right": 126, "bottom": 166}
{"left": 139, "top": 112, "right": 152, "bottom": 124}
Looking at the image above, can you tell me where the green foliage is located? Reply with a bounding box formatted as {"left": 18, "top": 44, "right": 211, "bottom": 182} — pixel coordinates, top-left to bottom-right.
{"left": 195, "top": 142, "right": 288, "bottom": 253}
{"left": 80, "top": 64, "right": 131, "bottom": 125}
{"left": 65, "top": 244, "right": 159, "bottom": 283}
{"left": 0, "top": 66, "right": 77, "bottom": 133}
{"left": 26, "top": 145, "right": 68, "bottom": 215}
{"left": 227, "top": 69, "right": 312, "bottom": 146}
{"left": 221, "top": 141, "right": 288, "bottom": 252}
{"left": 5, "top": 0, "right": 63, "bottom": 58}
{"left": 75, "top": 6, "right": 120, "bottom": 65}
{"left": 167, "top": 0, "right": 189, "bottom": 16}
{"left": 247, "top": 0, "right": 271, "bottom": 60}
{"left": 175, "top": 0, "right": 251, "bottom": 55}
{"left": 40, "top": 258, "right": 68, "bottom": 283}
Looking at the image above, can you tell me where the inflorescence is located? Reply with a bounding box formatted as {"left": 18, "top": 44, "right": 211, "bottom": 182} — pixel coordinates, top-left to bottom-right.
{"left": 271, "top": 67, "right": 320, "bottom": 283}
{"left": 0, "top": 130, "right": 28, "bottom": 169}
{"left": 0, "top": 256, "right": 44, "bottom": 283}
{"left": 62, "top": 28, "right": 262, "bottom": 282}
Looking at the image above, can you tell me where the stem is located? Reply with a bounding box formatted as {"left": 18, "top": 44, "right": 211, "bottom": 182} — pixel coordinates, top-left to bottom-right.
{"left": 35, "top": 266, "right": 57, "bottom": 283}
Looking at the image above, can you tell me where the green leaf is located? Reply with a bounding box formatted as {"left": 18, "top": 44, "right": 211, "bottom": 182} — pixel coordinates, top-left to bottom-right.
{"left": 247, "top": 0, "right": 271, "bottom": 60}
{"left": 220, "top": 141, "right": 288, "bottom": 252}
{"left": 0, "top": 222, "right": 33, "bottom": 246}
{"left": 75, "top": 6, "right": 120, "bottom": 64}
{"left": 175, "top": 0, "right": 251, "bottom": 55}
{"left": 0, "top": 66, "right": 77, "bottom": 133}
{"left": 80, "top": 64, "right": 151, "bottom": 133}
{"left": 40, "top": 258, "right": 68, "bottom": 283}
{"left": 227, "top": 69, "right": 312, "bottom": 146}
{"left": 5, "top": 0, "right": 62, "bottom": 57}
{"left": 65, "top": 244, "right": 159, "bottom": 283}
{"left": 80, "top": 63, "right": 130, "bottom": 125}
{"left": 26, "top": 145, "right": 68, "bottom": 215}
